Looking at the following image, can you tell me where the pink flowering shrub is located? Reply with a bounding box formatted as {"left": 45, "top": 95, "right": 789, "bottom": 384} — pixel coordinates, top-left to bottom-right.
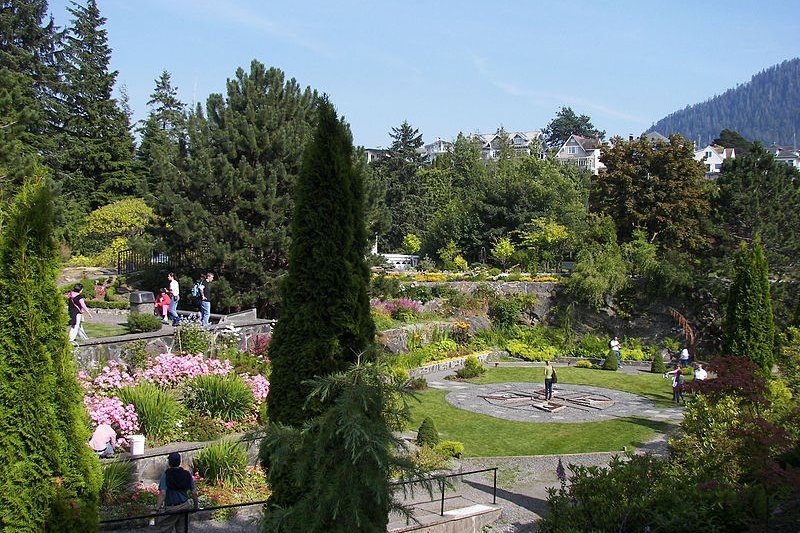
{"left": 139, "top": 353, "right": 232, "bottom": 387}
{"left": 371, "top": 298, "right": 423, "bottom": 320}
{"left": 84, "top": 394, "right": 139, "bottom": 435}
{"left": 79, "top": 360, "right": 135, "bottom": 394}
{"left": 241, "top": 373, "right": 270, "bottom": 404}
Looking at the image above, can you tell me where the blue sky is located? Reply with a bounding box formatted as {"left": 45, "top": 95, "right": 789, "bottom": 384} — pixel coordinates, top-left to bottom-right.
{"left": 48, "top": 0, "right": 798, "bottom": 148}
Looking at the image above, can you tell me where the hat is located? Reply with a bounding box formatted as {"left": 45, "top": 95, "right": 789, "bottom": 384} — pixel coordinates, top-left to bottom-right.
{"left": 167, "top": 452, "right": 181, "bottom": 466}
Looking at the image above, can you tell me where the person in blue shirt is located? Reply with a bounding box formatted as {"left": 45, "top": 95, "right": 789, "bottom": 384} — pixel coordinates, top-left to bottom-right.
{"left": 156, "top": 452, "right": 199, "bottom": 532}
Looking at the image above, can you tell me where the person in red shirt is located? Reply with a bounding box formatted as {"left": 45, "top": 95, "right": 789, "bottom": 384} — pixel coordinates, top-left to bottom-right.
{"left": 154, "top": 288, "right": 171, "bottom": 323}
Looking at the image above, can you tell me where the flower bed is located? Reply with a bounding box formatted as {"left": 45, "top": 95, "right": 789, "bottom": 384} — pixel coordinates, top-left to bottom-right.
{"left": 81, "top": 353, "right": 269, "bottom": 447}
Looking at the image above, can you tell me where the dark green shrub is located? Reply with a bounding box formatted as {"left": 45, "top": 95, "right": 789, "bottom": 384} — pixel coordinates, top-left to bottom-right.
{"left": 126, "top": 313, "right": 162, "bottom": 333}
{"left": 488, "top": 297, "right": 523, "bottom": 329}
{"left": 370, "top": 274, "right": 400, "bottom": 300}
{"left": 602, "top": 352, "right": 619, "bottom": 371}
{"left": 435, "top": 441, "right": 465, "bottom": 458}
{"left": 183, "top": 415, "right": 223, "bottom": 442}
{"left": 402, "top": 285, "right": 433, "bottom": 303}
{"left": 650, "top": 354, "right": 667, "bottom": 374}
{"left": 118, "top": 383, "right": 180, "bottom": 444}
{"left": 175, "top": 323, "right": 211, "bottom": 355}
{"left": 186, "top": 374, "right": 254, "bottom": 421}
{"left": 101, "top": 460, "right": 132, "bottom": 504}
{"left": 407, "top": 376, "right": 428, "bottom": 390}
{"left": 456, "top": 355, "right": 486, "bottom": 379}
{"left": 193, "top": 440, "right": 248, "bottom": 486}
{"left": 416, "top": 417, "right": 440, "bottom": 447}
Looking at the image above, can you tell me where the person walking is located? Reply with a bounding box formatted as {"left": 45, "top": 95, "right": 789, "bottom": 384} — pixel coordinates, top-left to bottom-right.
{"left": 167, "top": 272, "right": 180, "bottom": 326}
{"left": 544, "top": 360, "right": 555, "bottom": 401}
{"left": 66, "top": 283, "right": 92, "bottom": 344}
{"left": 155, "top": 452, "right": 199, "bottom": 532}
{"left": 199, "top": 272, "right": 214, "bottom": 327}
{"left": 679, "top": 346, "right": 691, "bottom": 368}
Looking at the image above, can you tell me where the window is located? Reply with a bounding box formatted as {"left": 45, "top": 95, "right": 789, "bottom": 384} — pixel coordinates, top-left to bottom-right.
{"left": 568, "top": 146, "right": 577, "bottom": 154}
{"left": 705, "top": 151, "right": 712, "bottom": 158}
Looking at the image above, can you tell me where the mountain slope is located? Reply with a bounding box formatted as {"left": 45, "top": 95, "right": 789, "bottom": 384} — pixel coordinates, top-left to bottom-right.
{"left": 648, "top": 58, "right": 800, "bottom": 146}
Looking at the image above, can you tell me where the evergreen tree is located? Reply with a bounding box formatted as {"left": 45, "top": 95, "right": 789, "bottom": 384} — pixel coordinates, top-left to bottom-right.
{"left": 713, "top": 129, "right": 753, "bottom": 156}
{"left": 267, "top": 97, "right": 374, "bottom": 427}
{"left": 137, "top": 70, "right": 187, "bottom": 196}
{"left": 265, "top": 98, "right": 375, "bottom": 510}
{"left": 50, "top": 0, "right": 136, "bottom": 210}
{"left": 0, "top": 0, "right": 59, "bottom": 201}
{"left": 150, "top": 60, "right": 316, "bottom": 315}
{"left": 0, "top": 178, "right": 101, "bottom": 531}
{"left": 543, "top": 106, "right": 605, "bottom": 149}
{"left": 379, "top": 121, "right": 426, "bottom": 250}
{"left": 722, "top": 238, "right": 775, "bottom": 375}
{"left": 715, "top": 142, "right": 800, "bottom": 274}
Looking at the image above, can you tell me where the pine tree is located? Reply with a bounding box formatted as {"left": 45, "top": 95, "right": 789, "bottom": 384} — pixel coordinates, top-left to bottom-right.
{"left": 379, "top": 121, "right": 425, "bottom": 250}
{"left": 50, "top": 0, "right": 136, "bottom": 210}
{"left": 137, "top": 70, "right": 187, "bottom": 196}
{"left": 265, "top": 98, "right": 375, "bottom": 511}
{"left": 0, "top": 178, "right": 101, "bottom": 531}
{"left": 722, "top": 238, "right": 775, "bottom": 375}
{"left": 151, "top": 60, "right": 316, "bottom": 315}
{"left": 0, "top": 0, "right": 59, "bottom": 202}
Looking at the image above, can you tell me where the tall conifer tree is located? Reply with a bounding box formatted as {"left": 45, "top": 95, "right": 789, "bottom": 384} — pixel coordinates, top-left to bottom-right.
{"left": 51, "top": 0, "right": 136, "bottom": 210}
{"left": 722, "top": 237, "right": 775, "bottom": 374}
{"left": 0, "top": 178, "right": 100, "bottom": 531}
{"left": 0, "top": 0, "right": 59, "bottom": 202}
{"left": 265, "top": 98, "right": 375, "bottom": 512}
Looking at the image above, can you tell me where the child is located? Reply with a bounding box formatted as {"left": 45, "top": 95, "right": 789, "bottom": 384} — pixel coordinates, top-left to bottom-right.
{"left": 154, "top": 288, "right": 171, "bottom": 323}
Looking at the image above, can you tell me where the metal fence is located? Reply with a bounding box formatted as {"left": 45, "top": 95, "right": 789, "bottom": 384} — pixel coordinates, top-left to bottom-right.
{"left": 117, "top": 249, "right": 202, "bottom": 275}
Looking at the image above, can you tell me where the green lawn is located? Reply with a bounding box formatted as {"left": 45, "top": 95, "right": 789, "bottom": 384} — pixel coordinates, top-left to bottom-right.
{"left": 406, "top": 366, "right": 681, "bottom": 457}
{"left": 82, "top": 322, "right": 128, "bottom": 338}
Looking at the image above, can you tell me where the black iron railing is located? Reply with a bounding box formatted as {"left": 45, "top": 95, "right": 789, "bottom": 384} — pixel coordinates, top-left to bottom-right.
{"left": 117, "top": 249, "right": 202, "bottom": 275}
{"left": 390, "top": 467, "right": 498, "bottom": 516}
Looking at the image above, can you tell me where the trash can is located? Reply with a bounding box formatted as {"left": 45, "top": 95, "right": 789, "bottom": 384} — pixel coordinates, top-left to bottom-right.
{"left": 129, "top": 291, "right": 154, "bottom": 315}
{"left": 129, "top": 434, "right": 145, "bottom": 456}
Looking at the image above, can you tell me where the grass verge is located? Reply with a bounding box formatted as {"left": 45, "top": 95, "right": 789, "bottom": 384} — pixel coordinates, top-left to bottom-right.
{"left": 82, "top": 322, "right": 129, "bottom": 338}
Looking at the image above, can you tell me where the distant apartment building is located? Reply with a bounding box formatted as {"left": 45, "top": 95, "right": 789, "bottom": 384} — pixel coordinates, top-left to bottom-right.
{"left": 555, "top": 135, "right": 604, "bottom": 175}
{"left": 693, "top": 144, "right": 735, "bottom": 178}
{"left": 767, "top": 144, "right": 800, "bottom": 169}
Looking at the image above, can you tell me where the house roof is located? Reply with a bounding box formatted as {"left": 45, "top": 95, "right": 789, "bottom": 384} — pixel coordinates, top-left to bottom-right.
{"left": 642, "top": 131, "right": 669, "bottom": 143}
{"left": 572, "top": 135, "right": 601, "bottom": 150}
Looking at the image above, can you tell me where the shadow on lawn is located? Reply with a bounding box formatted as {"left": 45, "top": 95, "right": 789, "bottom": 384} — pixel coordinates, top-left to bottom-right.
{"left": 622, "top": 417, "right": 679, "bottom": 452}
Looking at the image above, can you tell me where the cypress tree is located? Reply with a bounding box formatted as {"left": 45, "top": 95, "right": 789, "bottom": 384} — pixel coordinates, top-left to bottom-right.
{"left": 722, "top": 238, "right": 775, "bottom": 374}
{"left": 0, "top": 178, "right": 101, "bottom": 531}
{"left": 264, "top": 98, "right": 375, "bottom": 510}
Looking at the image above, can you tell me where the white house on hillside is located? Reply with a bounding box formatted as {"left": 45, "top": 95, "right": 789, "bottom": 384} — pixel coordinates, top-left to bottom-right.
{"left": 693, "top": 144, "right": 735, "bottom": 178}
{"left": 555, "top": 135, "right": 604, "bottom": 175}
{"left": 423, "top": 137, "right": 454, "bottom": 162}
{"left": 767, "top": 144, "right": 800, "bottom": 169}
{"left": 474, "top": 130, "right": 544, "bottom": 160}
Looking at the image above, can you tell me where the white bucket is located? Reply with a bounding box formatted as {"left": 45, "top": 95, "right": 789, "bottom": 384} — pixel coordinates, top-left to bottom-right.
{"left": 129, "top": 435, "right": 145, "bottom": 456}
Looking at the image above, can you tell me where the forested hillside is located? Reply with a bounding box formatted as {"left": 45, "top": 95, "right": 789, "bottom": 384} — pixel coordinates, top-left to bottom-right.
{"left": 648, "top": 58, "right": 800, "bottom": 145}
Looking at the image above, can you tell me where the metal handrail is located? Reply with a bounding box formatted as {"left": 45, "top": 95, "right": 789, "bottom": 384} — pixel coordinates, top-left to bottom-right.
{"left": 99, "top": 467, "right": 499, "bottom": 530}
{"left": 390, "top": 467, "right": 498, "bottom": 516}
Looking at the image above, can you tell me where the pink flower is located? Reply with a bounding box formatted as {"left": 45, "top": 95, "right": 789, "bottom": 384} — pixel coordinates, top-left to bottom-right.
{"left": 240, "top": 373, "right": 270, "bottom": 404}
{"left": 138, "top": 353, "right": 232, "bottom": 387}
{"left": 84, "top": 395, "right": 139, "bottom": 435}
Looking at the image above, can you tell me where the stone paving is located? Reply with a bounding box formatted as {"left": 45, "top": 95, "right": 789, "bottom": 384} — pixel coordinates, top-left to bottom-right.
{"left": 425, "top": 362, "right": 684, "bottom": 425}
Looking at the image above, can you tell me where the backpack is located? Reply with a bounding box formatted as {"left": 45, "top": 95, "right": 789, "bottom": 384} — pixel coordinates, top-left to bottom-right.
{"left": 552, "top": 370, "right": 558, "bottom": 384}
{"left": 190, "top": 281, "right": 202, "bottom": 299}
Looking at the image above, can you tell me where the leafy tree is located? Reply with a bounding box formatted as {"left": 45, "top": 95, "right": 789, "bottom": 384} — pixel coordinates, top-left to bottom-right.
{"left": 0, "top": 179, "right": 100, "bottom": 531}
{"left": 51, "top": 0, "right": 137, "bottom": 210}
{"left": 490, "top": 235, "right": 515, "bottom": 268}
{"left": 713, "top": 128, "right": 753, "bottom": 156}
{"left": 518, "top": 217, "right": 570, "bottom": 272}
{"left": 722, "top": 238, "right": 775, "bottom": 375}
{"left": 265, "top": 98, "right": 375, "bottom": 512}
{"left": 567, "top": 242, "right": 628, "bottom": 311}
{"left": 543, "top": 106, "right": 605, "bottom": 149}
{"left": 592, "top": 134, "right": 711, "bottom": 252}
{"left": 715, "top": 142, "right": 800, "bottom": 273}
{"left": 150, "top": 60, "right": 316, "bottom": 315}
{"left": 378, "top": 121, "right": 425, "bottom": 249}
{"left": 401, "top": 233, "right": 421, "bottom": 255}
